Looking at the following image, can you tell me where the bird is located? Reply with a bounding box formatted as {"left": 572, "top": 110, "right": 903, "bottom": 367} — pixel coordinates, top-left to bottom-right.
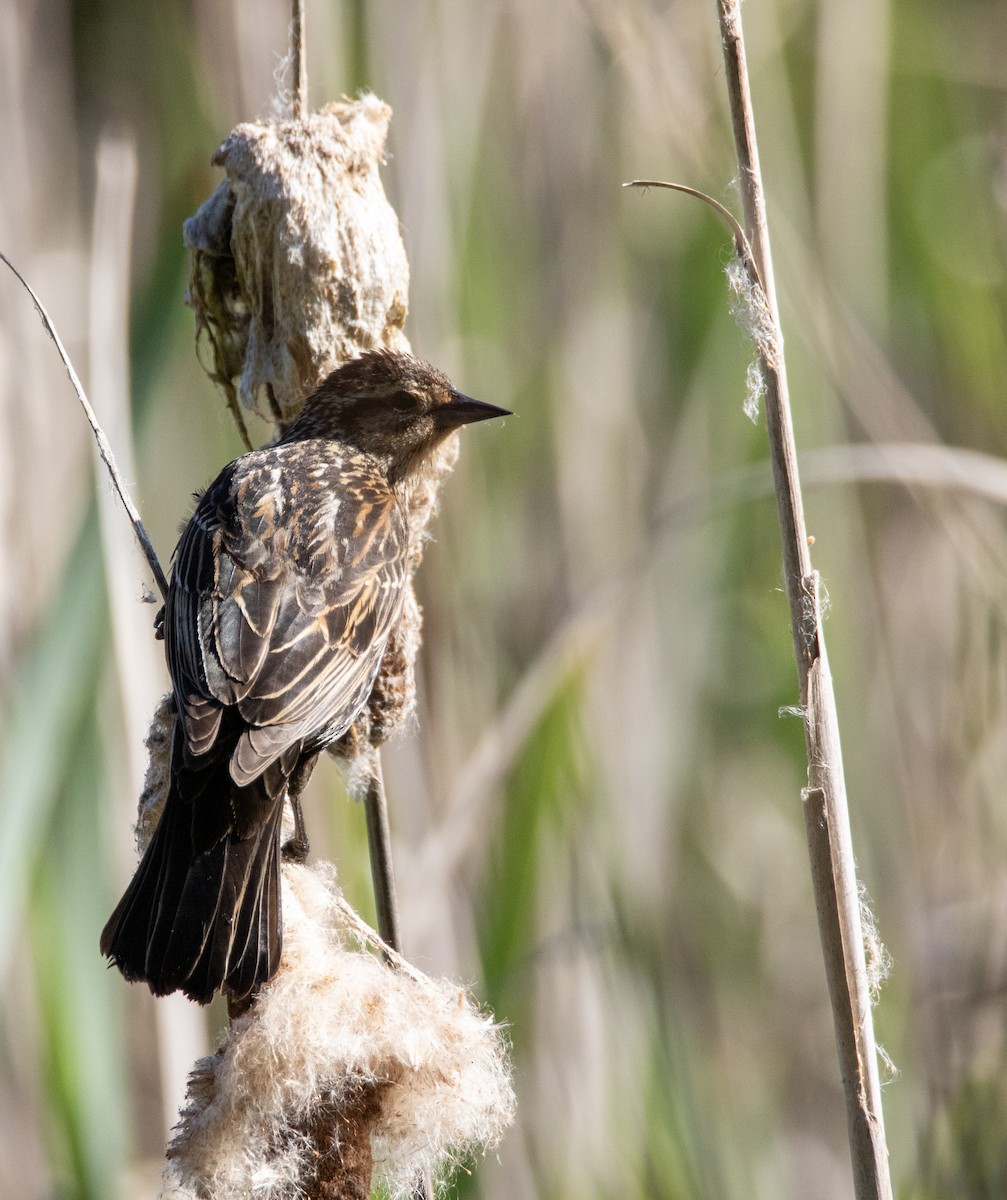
{"left": 100, "top": 350, "right": 509, "bottom": 1005}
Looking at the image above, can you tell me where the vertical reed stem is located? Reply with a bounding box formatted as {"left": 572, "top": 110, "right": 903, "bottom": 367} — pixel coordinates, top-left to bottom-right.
{"left": 716, "top": 3, "right": 893, "bottom": 1196}
{"left": 292, "top": 0, "right": 307, "bottom": 119}
{"left": 363, "top": 754, "right": 402, "bottom": 955}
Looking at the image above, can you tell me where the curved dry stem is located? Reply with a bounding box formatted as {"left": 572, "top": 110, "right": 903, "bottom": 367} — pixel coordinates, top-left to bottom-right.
{"left": 624, "top": 178, "right": 762, "bottom": 288}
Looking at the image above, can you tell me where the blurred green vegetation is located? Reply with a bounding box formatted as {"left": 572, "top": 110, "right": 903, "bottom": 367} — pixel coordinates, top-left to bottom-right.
{"left": 2, "top": 0, "right": 1007, "bottom": 1197}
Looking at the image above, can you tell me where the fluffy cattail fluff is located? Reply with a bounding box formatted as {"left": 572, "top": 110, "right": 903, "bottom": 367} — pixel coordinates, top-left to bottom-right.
{"left": 133, "top": 692, "right": 174, "bottom": 853}
{"left": 160, "top": 864, "right": 515, "bottom": 1200}
{"left": 184, "top": 96, "right": 409, "bottom": 427}
{"left": 132, "top": 695, "right": 300, "bottom": 856}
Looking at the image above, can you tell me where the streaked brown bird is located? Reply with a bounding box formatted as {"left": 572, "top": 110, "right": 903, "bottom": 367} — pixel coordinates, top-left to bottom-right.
{"left": 100, "top": 350, "right": 509, "bottom": 1005}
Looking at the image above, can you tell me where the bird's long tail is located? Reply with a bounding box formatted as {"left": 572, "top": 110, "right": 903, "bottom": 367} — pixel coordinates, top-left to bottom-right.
{"left": 100, "top": 717, "right": 290, "bottom": 1006}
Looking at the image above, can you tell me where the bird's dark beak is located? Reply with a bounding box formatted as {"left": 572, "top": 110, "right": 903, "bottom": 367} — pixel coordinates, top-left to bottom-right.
{"left": 435, "top": 391, "right": 513, "bottom": 428}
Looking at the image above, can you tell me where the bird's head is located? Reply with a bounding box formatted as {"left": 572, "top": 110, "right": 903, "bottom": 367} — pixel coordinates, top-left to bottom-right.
{"left": 282, "top": 350, "right": 510, "bottom": 483}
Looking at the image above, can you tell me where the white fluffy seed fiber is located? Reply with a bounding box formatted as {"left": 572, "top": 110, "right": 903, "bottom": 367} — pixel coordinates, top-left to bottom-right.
{"left": 161, "top": 863, "right": 515, "bottom": 1199}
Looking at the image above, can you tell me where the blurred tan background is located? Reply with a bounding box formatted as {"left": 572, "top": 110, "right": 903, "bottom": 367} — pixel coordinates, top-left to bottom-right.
{"left": 2, "top": 0, "right": 1007, "bottom": 1196}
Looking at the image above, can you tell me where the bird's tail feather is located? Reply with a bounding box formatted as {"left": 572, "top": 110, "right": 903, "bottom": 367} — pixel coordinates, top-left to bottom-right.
{"left": 100, "top": 753, "right": 284, "bottom": 1006}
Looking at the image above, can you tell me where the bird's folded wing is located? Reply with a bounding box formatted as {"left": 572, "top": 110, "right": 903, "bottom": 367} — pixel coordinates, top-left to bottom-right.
{"left": 166, "top": 468, "right": 238, "bottom": 756}
{"left": 165, "top": 454, "right": 409, "bottom": 783}
{"left": 228, "top": 558, "right": 405, "bottom": 784}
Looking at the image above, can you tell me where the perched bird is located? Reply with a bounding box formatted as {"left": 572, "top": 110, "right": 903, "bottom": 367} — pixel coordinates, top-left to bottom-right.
{"left": 100, "top": 350, "right": 509, "bottom": 1005}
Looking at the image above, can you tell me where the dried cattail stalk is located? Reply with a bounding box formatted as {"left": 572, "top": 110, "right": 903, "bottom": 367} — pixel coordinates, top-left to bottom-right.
{"left": 184, "top": 95, "right": 409, "bottom": 427}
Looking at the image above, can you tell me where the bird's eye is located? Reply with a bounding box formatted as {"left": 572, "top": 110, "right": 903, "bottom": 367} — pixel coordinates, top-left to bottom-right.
{"left": 385, "top": 391, "right": 416, "bottom": 414}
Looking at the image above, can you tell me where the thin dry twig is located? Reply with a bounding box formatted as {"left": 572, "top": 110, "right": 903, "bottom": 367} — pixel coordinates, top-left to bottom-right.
{"left": 292, "top": 0, "right": 307, "bottom": 120}
{"left": 623, "top": 179, "right": 762, "bottom": 287}
{"left": 362, "top": 754, "right": 403, "bottom": 955}
{"left": 713, "top": 2, "right": 894, "bottom": 1196}
{"left": 331, "top": 892, "right": 425, "bottom": 983}
{"left": 0, "top": 250, "right": 169, "bottom": 603}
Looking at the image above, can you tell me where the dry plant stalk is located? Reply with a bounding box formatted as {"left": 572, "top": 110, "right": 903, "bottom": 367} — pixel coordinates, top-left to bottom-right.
{"left": 714, "top": 2, "right": 893, "bottom": 1197}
